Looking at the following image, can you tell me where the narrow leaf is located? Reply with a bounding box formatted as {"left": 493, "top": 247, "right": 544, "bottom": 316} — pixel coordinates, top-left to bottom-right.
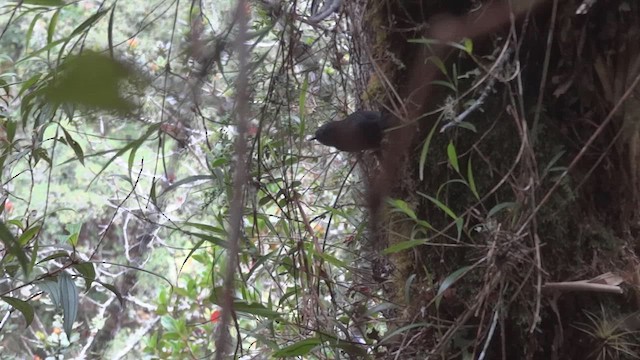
{"left": 447, "top": 141, "right": 460, "bottom": 173}
{"left": 488, "top": 202, "right": 517, "bottom": 218}
{"left": 18, "top": 225, "right": 40, "bottom": 246}
{"left": 98, "top": 281, "right": 124, "bottom": 306}
{"left": 60, "top": 126, "right": 85, "bottom": 165}
{"left": 419, "top": 116, "right": 440, "bottom": 181}
{"left": 272, "top": 338, "right": 322, "bottom": 357}
{"left": 467, "top": 158, "right": 479, "bottom": 200}
{"left": 436, "top": 265, "right": 472, "bottom": 308}
{"left": 47, "top": 9, "right": 60, "bottom": 45}
{"left": 383, "top": 239, "right": 427, "bottom": 254}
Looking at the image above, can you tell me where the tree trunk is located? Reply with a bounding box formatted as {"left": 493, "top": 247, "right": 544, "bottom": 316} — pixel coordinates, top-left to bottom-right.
{"left": 357, "top": 0, "right": 640, "bottom": 358}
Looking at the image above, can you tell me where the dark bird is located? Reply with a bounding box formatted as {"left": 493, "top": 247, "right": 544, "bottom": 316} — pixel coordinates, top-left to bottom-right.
{"left": 312, "top": 111, "right": 390, "bottom": 152}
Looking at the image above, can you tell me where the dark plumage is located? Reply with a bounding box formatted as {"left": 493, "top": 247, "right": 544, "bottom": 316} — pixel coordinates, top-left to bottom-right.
{"left": 312, "top": 111, "right": 390, "bottom": 152}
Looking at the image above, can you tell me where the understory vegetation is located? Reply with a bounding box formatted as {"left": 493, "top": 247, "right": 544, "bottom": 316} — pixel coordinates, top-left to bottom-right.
{"left": 1, "top": 0, "right": 640, "bottom": 359}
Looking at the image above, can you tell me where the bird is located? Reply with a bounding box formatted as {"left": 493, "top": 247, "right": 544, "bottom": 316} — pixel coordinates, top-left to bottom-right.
{"left": 311, "top": 111, "right": 390, "bottom": 152}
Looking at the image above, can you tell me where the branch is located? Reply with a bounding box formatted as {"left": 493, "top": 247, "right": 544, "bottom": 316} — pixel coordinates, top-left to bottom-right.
{"left": 214, "top": 0, "right": 250, "bottom": 358}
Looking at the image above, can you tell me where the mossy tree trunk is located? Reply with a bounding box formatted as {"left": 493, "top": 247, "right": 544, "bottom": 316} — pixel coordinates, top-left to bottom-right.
{"left": 358, "top": 0, "right": 640, "bottom": 358}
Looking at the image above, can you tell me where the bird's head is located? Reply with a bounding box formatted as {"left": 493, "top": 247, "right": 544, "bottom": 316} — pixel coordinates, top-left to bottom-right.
{"left": 311, "top": 122, "right": 338, "bottom": 147}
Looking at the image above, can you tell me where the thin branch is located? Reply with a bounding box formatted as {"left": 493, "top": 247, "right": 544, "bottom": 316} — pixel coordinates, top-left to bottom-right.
{"left": 214, "top": 0, "right": 250, "bottom": 357}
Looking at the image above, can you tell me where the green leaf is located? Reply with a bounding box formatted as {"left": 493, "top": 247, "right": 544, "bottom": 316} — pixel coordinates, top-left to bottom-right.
{"left": 419, "top": 116, "right": 441, "bottom": 181}
{"left": 98, "top": 281, "right": 124, "bottom": 306}
{"left": 149, "top": 179, "right": 158, "bottom": 206}
{"left": 59, "top": 273, "right": 79, "bottom": 339}
{"left": 70, "top": 9, "right": 109, "bottom": 37}
{"left": 178, "top": 239, "right": 205, "bottom": 274}
{"left": 88, "top": 124, "right": 160, "bottom": 187}
{"left": 331, "top": 340, "right": 368, "bottom": 357}
{"left": 5, "top": 120, "right": 16, "bottom": 142}
{"left": 18, "top": 225, "right": 40, "bottom": 246}
{"left": 447, "top": 141, "right": 460, "bottom": 173}
{"left": 37, "top": 280, "right": 61, "bottom": 307}
{"left": 1, "top": 296, "right": 34, "bottom": 326}
{"left": 33, "top": 147, "right": 51, "bottom": 166}
{"left": 181, "top": 222, "right": 227, "bottom": 235}
{"left": 247, "top": 250, "right": 276, "bottom": 279}
{"left": 18, "top": 38, "right": 68, "bottom": 64}
{"left": 418, "top": 192, "right": 458, "bottom": 220}
{"left": 404, "top": 274, "right": 417, "bottom": 303}
{"left": 467, "top": 158, "right": 479, "bottom": 200}
{"left": 425, "top": 56, "right": 448, "bottom": 76}
{"left": 383, "top": 239, "right": 427, "bottom": 254}
{"left": 430, "top": 80, "right": 457, "bottom": 92}
{"left": 488, "top": 202, "right": 517, "bottom": 218}
{"left": 379, "top": 323, "right": 431, "bottom": 345}
{"left": 0, "top": 221, "right": 29, "bottom": 276}
{"left": 186, "top": 232, "right": 228, "bottom": 248}
{"left": 159, "top": 175, "right": 216, "bottom": 196}
{"left": 47, "top": 9, "right": 60, "bottom": 45}
{"left": 462, "top": 38, "right": 473, "bottom": 54}
{"left": 233, "top": 301, "right": 282, "bottom": 319}
{"left": 37, "top": 251, "right": 70, "bottom": 264}
{"left": 457, "top": 121, "right": 477, "bottom": 132}
{"left": 14, "top": 0, "right": 65, "bottom": 5}
{"left": 160, "top": 315, "right": 179, "bottom": 333}
{"left": 73, "top": 262, "right": 96, "bottom": 290}
{"left": 436, "top": 266, "right": 472, "bottom": 308}
{"left": 25, "top": 13, "right": 42, "bottom": 53}
{"left": 60, "top": 126, "right": 85, "bottom": 165}
{"left": 272, "top": 338, "right": 322, "bottom": 357}
{"left": 388, "top": 198, "right": 417, "bottom": 220}
{"left": 17, "top": 73, "right": 42, "bottom": 99}
{"left": 66, "top": 222, "right": 82, "bottom": 247}
{"left": 542, "top": 150, "right": 566, "bottom": 179}
{"left": 305, "top": 243, "right": 347, "bottom": 268}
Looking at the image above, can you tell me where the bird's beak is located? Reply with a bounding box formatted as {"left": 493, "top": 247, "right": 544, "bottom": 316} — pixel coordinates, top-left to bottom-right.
{"left": 309, "top": 136, "right": 317, "bottom": 141}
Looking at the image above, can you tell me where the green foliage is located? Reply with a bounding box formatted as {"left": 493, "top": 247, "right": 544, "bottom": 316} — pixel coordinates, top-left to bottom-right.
{"left": 0, "top": 1, "right": 583, "bottom": 359}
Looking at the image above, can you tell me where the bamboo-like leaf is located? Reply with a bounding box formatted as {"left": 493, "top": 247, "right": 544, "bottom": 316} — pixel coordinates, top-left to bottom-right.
{"left": 419, "top": 116, "right": 441, "bottom": 181}
{"left": 272, "top": 338, "right": 322, "bottom": 357}
{"left": 18, "top": 0, "right": 65, "bottom": 5}
{"left": 467, "top": 158, "right": 479, "bottom": 200}
{"left": 88, "top": 124, "right": 160, "bottom": 188}
{"left": 488, "top": 202, "right": 517, "bottom": 218}
{"left": 436, "top": 265, "right": 472, "bottom": 308}
{"left": 60, "top": 126, "right": 84, "bottom": 165}
{"left": 447, "top": 141, "right": 460, "bottom": 173}
{"left": 70, "top": 9, "right": 109, "bottom": 37}
{"left": 383, "top": 239, "right": 427, "bottom": 254}
{"left": 388, "top": 198, "right": 417, "bottom": 219}
{"left": 47, "top": 9, "right": 60, "bottom": 45}
{"left": 25, "top": 13, "right": 42, "bottom": 53}
{"left": 462, "top": 38, "right": 473, "bottom": 54}
{"left": 98, "top": 282, "right": 124, "bottom": 306}
{"left": 431, "top": 80, "right": 457, "bottom": 92}
{"left": 18, "top": 225, "right": 40, "bottom": 246}
{"left": 418, "top": 192, "right": 458, "bottom": 220}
